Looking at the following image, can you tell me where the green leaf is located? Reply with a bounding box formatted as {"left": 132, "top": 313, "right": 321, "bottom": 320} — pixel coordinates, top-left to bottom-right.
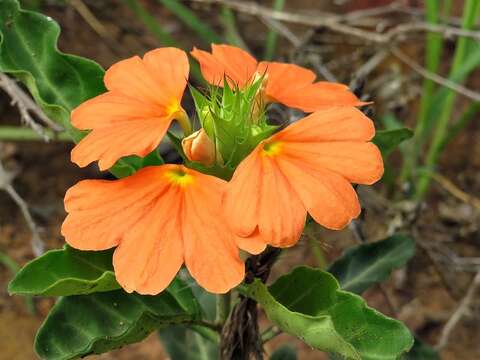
{"left": 179, "top": 269, "right": 216, "bottom": 321}
{"left": 159, "top": 325, "right": 218, "bottom": 360}
{"left": 328, "top": 235, "right": 416, "bottom": 294}
{"left": 141, "top": 148, "right": 165, "bottom": 167}
{"left": 402, "top": 337, "right": 439, "bottom": 360}
{"left": 35, "top": 278, "right": 201, "bottom": 360}
{"left": 8, "top": 246, "right": 119, "bottom": 296}
{"left": 0, "top": 0, "right": 138, "bottom": 177}
{"left": 373, "top": 128, "right": 413, "bottom": 158}
{"left": 0, "top": 0, "right": 104, "bottom": 139}
{"left": 270, "top": 344, "right": 297, "bottom": 360}
{"left": 247, "top": 267, "right": 413, "bottom": 360}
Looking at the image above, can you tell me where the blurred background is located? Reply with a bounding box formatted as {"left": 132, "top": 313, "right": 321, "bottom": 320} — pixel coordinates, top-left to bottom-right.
{"left": 0, "top": 0, "right": 479, "bottom": 359}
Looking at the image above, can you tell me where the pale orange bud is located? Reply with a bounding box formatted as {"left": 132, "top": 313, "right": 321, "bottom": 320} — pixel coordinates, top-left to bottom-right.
{"left": 181, "top": 129, "right": 221, "bottom": 166}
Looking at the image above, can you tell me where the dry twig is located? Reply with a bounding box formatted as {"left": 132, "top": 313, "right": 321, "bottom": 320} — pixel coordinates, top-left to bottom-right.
{"left": 190, "top": 0, "right": 480, "bottom": 43}
{"left": 70, "top": 0, "right": 122, "bottom": 56}
{"left": 0, "top": 160, "right": 44, "bottom": 257}
{"left": 430, "top": 172, "right": 480, "bottom": 210}
{"left": 391, "top": 47, "right": 480, "bottom": 102}
{"left": 0, "top": 72, "right": 62, "bottom": 139}
{"left": 259, "top": 16, "right": 302, "bottom": 48}
{"left": 435, "top": 271, "right": 480, "bottom": 350}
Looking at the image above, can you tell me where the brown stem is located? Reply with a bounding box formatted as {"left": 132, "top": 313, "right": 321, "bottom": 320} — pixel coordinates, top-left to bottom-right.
{"left": 220, "top": 247, "right": 281, "bottom": 360}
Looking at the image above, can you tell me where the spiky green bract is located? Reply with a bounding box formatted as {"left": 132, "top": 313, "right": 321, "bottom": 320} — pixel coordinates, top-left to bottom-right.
{"left": 188, "top": 77, "right": 278, "bottom": 180}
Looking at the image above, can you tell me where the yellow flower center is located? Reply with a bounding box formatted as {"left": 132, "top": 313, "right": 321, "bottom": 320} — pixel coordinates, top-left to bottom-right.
{"left": 165, "top": 168, "right": 195, "bottom": 187}
{"left": 166, "top": 100, "right": 181, "bottom": 116}
{"left": 262, "top": 141, "right": 282, "bottom": 157}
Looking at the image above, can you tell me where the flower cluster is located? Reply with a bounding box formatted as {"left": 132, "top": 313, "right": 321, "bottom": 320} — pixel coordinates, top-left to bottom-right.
{"left": 62, "top": 45, "right": 383, "bottom": 295}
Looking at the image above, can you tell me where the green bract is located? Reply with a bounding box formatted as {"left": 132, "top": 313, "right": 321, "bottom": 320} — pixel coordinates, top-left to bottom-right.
{"left": 188, "top": 77, "right": 278, "bottom": 179}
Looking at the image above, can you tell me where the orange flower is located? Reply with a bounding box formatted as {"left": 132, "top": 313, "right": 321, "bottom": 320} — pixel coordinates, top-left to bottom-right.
{"left": 71, "top": 48, "right": 190, "bottom": 171}
{"left": 223, "top": 107, "right": 384, "bottom": 252}
{"left": 191, "top": 44, "right": 365, "bottom": 112}
{"left": 61, "top": 165, "right": 245, "bottom": 294}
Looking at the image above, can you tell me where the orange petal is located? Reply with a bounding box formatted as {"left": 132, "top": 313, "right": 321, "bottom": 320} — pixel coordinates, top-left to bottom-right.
{"left": 276, "top": 158, "right": 361, "bottom": 230}
{"left": 62, "top": 167, "right": 169, "bottom": 251}
{"left": 258, "top": 61, "right": 316, "bottom": 95}
{"left": 183, "top": 171, "right": 245, "bottom": 293}
{"left": 271, "top": 108, "right": 383, "bottom": 184}
{"left": 256, "top": 155, "right": 307, "bottom": 247}
{"left": 224, "top": 147, "right": 306, "bottom": 248}
{"left": 235, "top": 229, "right": 267, "bottom": 255}
{"left": 71, "top": 118, "right": 171, "bottom": 170}
{"left": 104, "top": 47, "right": 189, "bottom": 107}
{"left": 274, "top": 107, "right": 376, "bottom": 142}
{"left": 275, "top": 82, "right": 365, "bottom": 112}
{"left": 71, "top": 92, "right": 163, "bottom": 130}
{"left": 113, "top": 186, "right": 183, "bottom": 295}
{"left": 191, "top": 44, "right": 258, "bottom": 88}
{"left": 282, "top": 141, "right": 384, "bottom": 185}
{"left": 223, "top": 148, "right": 263, "bottom": 238}
{"left": 258, "top": 61, "right": 363, "bottom": 111}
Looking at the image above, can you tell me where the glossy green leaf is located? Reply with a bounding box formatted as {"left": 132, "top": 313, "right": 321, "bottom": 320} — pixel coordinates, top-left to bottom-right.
{"left": 178, "top": 269, "right": 216, "bottom": 321}
{"left": 159, "top": 325, "right": 218, "bottom": 360}
{"left": 0, "top": 0, "right": 103, "bottom": 139}
{"left": 373, "top": 128, "right": 413, "bottom": 158}
{"left": 0, "top": 0, "right": 142, "bottom": 177}
{"left": 248, "top": 267, "right": 413, "bottom": 360}
{"left": 8, "top": 246, "right": 119, "bottom": 296}
{"left": 328, "top": 235, "right": 415, "bottom": 294}
{"left": 35, "top": 278, "right": 201, "bottom": 360}
{"left": 270, "top": 344, "right": 297, "bottom": 360}
{"left": 157, "top": 270, "right": 219, "bottom": 360}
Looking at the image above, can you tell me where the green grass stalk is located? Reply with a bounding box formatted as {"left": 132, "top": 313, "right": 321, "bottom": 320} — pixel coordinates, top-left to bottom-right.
{"left": 122, "top": 0, "right": 204, "bottom": 82}
{"left": 263, "top": 0, "right": 286, "bottom": 60}
{"left": 157, "top": 0, "right": 222, "bottom": 44}
{"left": 400, "top": 0, "right": 443, "bottom": 183}
{"left": 416, "top": 0, "right": 480, "bottom": 198}
{"left": 122, "top": 0, "right": 177, "bottom": 46}
{"left": 0, "top": 251, "right": 35, "bottom": 314}
{"left": 0, "top": 126, "right": 70, "bottom": 141}
{"left": 439, "top": 101, "right": 480, "bottom": 151}
{"left": 220, "top": 6, "right": 249, "bottom": 49}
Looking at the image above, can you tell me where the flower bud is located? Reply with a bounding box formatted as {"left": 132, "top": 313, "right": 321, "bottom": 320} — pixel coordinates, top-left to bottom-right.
{"left": 181, "top": 129, "right": 221, "bottom": 166}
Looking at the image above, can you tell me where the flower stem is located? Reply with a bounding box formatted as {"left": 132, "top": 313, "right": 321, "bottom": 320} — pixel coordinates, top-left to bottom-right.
{"left": 176, "top": 110, "right": 193, "bottom": 137}
{"left": 261, "top": 325, "right": 281, "bottom": 344}
{"left": 216, "top": 292, "right": 231, "bottom": 325}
